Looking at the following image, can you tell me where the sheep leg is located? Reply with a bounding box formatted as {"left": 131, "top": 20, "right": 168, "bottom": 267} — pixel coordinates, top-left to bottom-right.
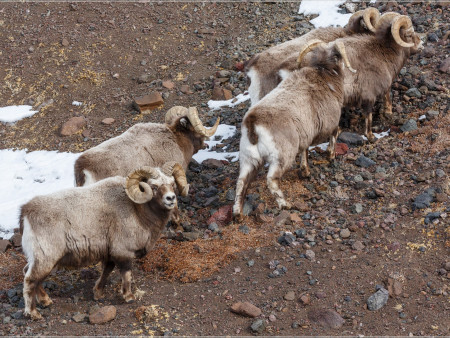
{"left": 383, "top": 91, "right": 393, "bottom": 116}
{"left": 233, "top": 162, "right": 259, "bottom": 219}
{"left": 267, "top": 165, "right": 291, "bottom": 210}
{"left": 327, "top": 127, "right": 340, "bottom": 161}
{"left": 299, "top": 150, "right": 310, "bottom": 178}
{"left": 364, "top": 112, "right": 376, "bottom": 143}
{"left": 93, "top": 261, "right": 115, "bottom": 300}
{"left": 118, "top": 262, "right": 135, "bottom": 303}
{"left": 23, "top": 262, "right": 53, "bottom": 320}
{"left": 36, "top": 284, "right": 53, "bottom": 307}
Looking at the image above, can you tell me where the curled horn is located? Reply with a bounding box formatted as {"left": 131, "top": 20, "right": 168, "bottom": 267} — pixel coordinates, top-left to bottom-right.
{"left": 297, "top": 39, "right": 325, "bottom": 66}
{"left": 335, "top": 41, "right": 357, "bottom": 73}
{"left": 187, "top": 107, "right": 220, "bottom": 138}
{"left": 162, "top": 162, "right": 189, "bottom": 197}
{"left": 362, "top": 8, "right": 380, "bottom": 33}
{"left": 375, "top": 12, "right": 401, "bottom": 29}
{"left": 391, "top": 15, "right": 415, "bottom": 48}
{"left": 125, "top": 166, "right": 159, "bottom": 204}
{"left": 165, "top": 106, "right": 189, "bottom": 125}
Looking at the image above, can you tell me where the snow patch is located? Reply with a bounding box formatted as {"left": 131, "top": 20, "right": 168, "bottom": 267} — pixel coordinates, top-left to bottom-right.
{"left": 298, "top": 0, "right": 352, "bottom": 28}
{"left": 0, "top": 105, "right": 38, "bottom": 123}
{"left": 72, "top": 101, "right": 83, "bottom": 106}
{"left": 208, "top": 93, "right": 250, "bottom": 111}
{"left": 0, "top": 149, "right": 80, "bottom": 239}
{"left": 192, "top": 124, "right": 239, "bottom": 163}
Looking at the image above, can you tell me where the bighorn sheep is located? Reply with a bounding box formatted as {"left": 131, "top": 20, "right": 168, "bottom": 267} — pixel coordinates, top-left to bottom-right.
{"left": 20, "top": 163, "right": 188, "bottom": 320}
{"left": 246, "top": 7, "right": 380, "bottom": 105}
{"left": 233, "top": 41, "right": 349, "bottom": 217}
{"left": 329, "top": 12, "right": 423, "bottom": 141}
{"left": 74, "top": 106, "right": 219, "bottom": 186}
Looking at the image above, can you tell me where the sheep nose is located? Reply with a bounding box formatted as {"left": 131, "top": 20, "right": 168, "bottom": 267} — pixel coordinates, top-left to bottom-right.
{"left": 165, "top": 194, "right": 176, "bottom": 202}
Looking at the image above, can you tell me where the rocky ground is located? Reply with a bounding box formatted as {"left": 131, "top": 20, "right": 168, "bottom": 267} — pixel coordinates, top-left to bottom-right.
{"left": 0, "top": 1, "right": 449, "bottom": 336}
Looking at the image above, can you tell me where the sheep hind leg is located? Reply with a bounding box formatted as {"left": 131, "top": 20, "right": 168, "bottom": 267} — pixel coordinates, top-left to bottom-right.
{"left": 299, "top": 150, "right": 310, "bottom": 178}
{"left": 233, "top": 162, "right": 260, "bottom": 219}
{"left": 118, "top": 262, "right": 135, "bottom": 303}
{"left": 383, "top": 91, "right": 393, "bottom": 116}
{"left": 327, "top": 127, "right": 340, "bottom": 162}
{"left": 267, "top": 166, "right": 290, "bottom": 210}
{"left": 93, "top": 261, "right": 115, "bottom": 300}
{"left": 23, "top": 263, "right": 52, "bottom": 320}
{"left": 36, "top": 284, "right": 53, "bottom": 307}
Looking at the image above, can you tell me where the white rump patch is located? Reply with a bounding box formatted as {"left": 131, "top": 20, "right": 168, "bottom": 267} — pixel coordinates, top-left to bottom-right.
{"left": 278, "top": 69, "right": 292, "bottom": 82}
{"left": 81, "top": 170, "right": 96, "bottom": 186}
{"left": 247, "top": 68, "right": 261, "bottom": 107}
{"left": 22, "top": 217, "right": 35, "bottom": 273}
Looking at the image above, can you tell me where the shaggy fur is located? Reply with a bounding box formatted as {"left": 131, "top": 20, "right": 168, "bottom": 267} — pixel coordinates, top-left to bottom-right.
{"left": 20, "top": 171, "right": 177, "bottom": 320}
{"left": 234, "top": 45, "right": 345, "bottom": 217}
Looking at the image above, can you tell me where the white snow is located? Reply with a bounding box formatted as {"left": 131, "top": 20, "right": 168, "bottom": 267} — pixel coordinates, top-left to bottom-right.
{"left": 192, "top": 124, "right": 239, "bottom": 163}
{"left": 0, "top": 149, "right": 80, "bottom": 239}
{"left": 418, "top": 114, "right": 426, "bottom": 121}
{"left": 299, "top": 0, "right": 352, "bottom": 28}
{"left": 0, "top": 105, "right": 38, "bottom": 123}
{"left": 208, "top": 93, "right": 250, "bottom": 111}
{"left": 362, "top": 129, "right": 391, "bottom": 141}
{"left": 72, "top": 101, "right": 83, "bottom": 106}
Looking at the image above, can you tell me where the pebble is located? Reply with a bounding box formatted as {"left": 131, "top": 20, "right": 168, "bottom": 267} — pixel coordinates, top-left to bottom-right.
{"left": 250, "top": 319, "right": 266, "bottom": 333}
{"left": 367, "top": 287, "right": 389, "bottom": 311}
{"left": 352, "top": 203, "right": 363, "bottom": 214}
{"left": 305, "top": 250, "right": 315, "bottom": 260}
{"left": 89, "top": 305, "right": 116, "bottom": 324}
{"left": 284, "top": 291, "right": 295, "bottom": 301}
{"left": 247, "top": 260, "right": 254, "bottom": 267}
{"left": 230, "top": 302, "right": 261, "bottom": 318}
{"left": 413, "top": 190, "right": 435, "bottom": 210}
{"left": 307, "top": 308, "right": 345, "bottom": 329}
{"left": 340, "top": 228, "right": 351, "bottom": 238}
{"left": 405, "top": 88, "right": 422, "bottom": 98}
{"left": 60, "top": 116, "right": 86, "bottom": 136}
{"left": 352, "top": 241, "right": 364, "bottom": 251}
{"left": 300, "top": 294, "right": 311, "bottom": 305}
{"left": 208, "top": 222, "right": 220, "bottom": 233}
{"left": 400, "top": 119, "right": 418, "bottom": 132}
{"left": 435, "top": 169, "right": 445, "bottom": 178}
{"left": 277, "top": 232, "right": 296, "bottom": 246}
{"left": 355, "top": 155, "right": 376, "bottom": 168}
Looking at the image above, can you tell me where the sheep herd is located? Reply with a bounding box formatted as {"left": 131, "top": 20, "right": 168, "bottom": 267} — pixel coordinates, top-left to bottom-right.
{"left": 19, "top": 7, "right": 423, "bottom": 320}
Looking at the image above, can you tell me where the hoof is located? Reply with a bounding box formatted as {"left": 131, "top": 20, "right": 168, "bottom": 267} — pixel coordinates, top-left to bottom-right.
{"left": 124, "top": 294, "right": 136, "bottom": 303}
{"left": 25, "top": 309, "right": 42, "bottom": 321}
{"left": 367, "top": 135, "right": 377, "bottom": 143}
{"left": 298, "top": 169, "right": 311, "bottom": 179}
{"left": 39, "top": 297, "right": 53, "bottom": 307}
{"left": 93, "top": 288, "right": 105, "bottom": 301}
{"left": 278, "top": 200, "right": 291, "bottom": 210}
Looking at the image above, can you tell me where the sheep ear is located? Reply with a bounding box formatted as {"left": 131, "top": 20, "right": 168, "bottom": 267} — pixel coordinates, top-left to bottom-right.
{"left": 179, "top": 117, "right": 188, "bottom": 128}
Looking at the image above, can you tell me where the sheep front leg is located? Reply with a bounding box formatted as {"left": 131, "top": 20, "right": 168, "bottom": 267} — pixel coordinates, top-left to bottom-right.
{"left": 327, "top": 127, "right": 340, "bottom": 161}
{"left": 299, "top": 150, "right": 310, "bottom": 178}
{"left": 118, "top": 261, "right": 135, "bottom": 303}
{"left": 93, "top": 261, "right": 115, "bottom": 300}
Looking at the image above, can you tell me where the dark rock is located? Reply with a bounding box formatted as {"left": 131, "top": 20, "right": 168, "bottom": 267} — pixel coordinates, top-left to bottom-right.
{"left": 225, "top": 189, "right": 236, "bottom": 201}
{"left": 208, "top": 222, "right": 220, "bottom": 233}
{"left": 277, "top": 232, "right": 296, "bottom": 246}
{"left": 9, "top": 233, "right": 21, "bottom": 247}
{"left": 400, "top": 119, "right": 418, "bottom": 132}
{"left": 428, "top": 32, "right": 439, "bottom": 42}
{"left": 307, "top": 308, "right": 345, "bottom": 329}
{"left": 239, "top": 225, "right": 250, "bottom": 234}
{"left": 413, "top": 191, "right": 434, "bottom": 210}
{"left": 294, "top": 228, "right": 307, "bottom": 238}
{"left": 337, "top": 132, "right": 365, "bottom": 147}
{"left": 405, "top": 88, "right": 422, "bottom": 98}
{"left": 367, "top": 288, "right": 389, "bottom": 310}
{"left": 355, "top": 155, "right": 376, "bottom": 168}
{"left": 424, "top": 212, "right": 440, "bottom": 224}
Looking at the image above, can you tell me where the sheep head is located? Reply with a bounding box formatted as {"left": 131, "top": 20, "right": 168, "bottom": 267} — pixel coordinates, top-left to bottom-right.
{"left": 297, "top": 39, "right": 356, "bottom": 73}
{"left": 125, "top": 167, "right": 177, "bottom": 210}
{"left": 377, "top": 13, "right": 423, "bottom": 51}
{"left": 346, "top": 7, "right": 380, "bottom": 34}
{"left": 165, "top": 106, "right": 220, "bottom": 152}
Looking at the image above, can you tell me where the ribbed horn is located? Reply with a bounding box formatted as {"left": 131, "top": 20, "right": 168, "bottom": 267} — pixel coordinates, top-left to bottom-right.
{"left": 362, "top": 7, "right": 380, "bottom": 33}
{"left": 391, "top": 15, "right": 415, "bottom": 48}
{"left": 375, "top": 12, "right": 401, "bottom": 29}
{"left": 297, "top": 39, "right": 325, "bottom": 66}
{"left": 162, "top": 161, "right": 189, "bottom": 197}
{"left": 125, "top": 166, "right": 159, "bottom": 204}
{"left": 187, "top": 107, "right": 220, "bottom": 138}
{"left": 335, "top": 41, "right": 357, "bottom": 73}
{"left": 165, "top": 106, "right": 189, "bottom": 125}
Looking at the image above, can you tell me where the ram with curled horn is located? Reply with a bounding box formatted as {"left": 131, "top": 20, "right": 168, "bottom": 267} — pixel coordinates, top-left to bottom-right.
{"left": 19, "top": 164, "right": 187, "bottom": 320}
{"left": 326, "top": 12, "right": 423, "bottom": 142}
{"left": 74, "top": 105, "right": 219, "bottom": 188}
{"left": 245, "top": 7, "right": 380, "bottom": 106}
